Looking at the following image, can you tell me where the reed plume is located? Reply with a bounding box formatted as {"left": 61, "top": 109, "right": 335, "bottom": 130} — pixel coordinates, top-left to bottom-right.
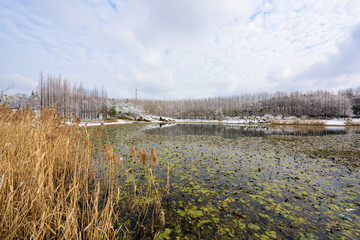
{"left": 129, "top": 146, "right": 138, "bottom": 158}
{"left": 150, "top": 147, "right": 159, "bottom": 164}
{"left": 103, "top": 144, "right": 121, "bottom": 163}
{"left": 140, "top": 148, "right": 148, "bottom": 165}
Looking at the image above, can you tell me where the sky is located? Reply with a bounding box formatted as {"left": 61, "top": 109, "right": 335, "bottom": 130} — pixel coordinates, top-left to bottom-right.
{"left": 0, "top": 0, "right": 360, "bottom": 99}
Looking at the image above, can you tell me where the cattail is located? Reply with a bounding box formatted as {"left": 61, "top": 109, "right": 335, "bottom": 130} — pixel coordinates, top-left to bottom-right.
{"left": 150, "top": 147, "right": 158, "bottom": 164}
{"left": 159, "top": 210, "right": 165, "bottom": 226}
{"left": 129, "top": 146, "right": 137, "bottom": 158}
{"left": 140, "top": 149, "right": 147, "bottom": 165}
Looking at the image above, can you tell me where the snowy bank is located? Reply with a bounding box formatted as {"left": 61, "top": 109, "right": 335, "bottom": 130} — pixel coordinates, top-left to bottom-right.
{"left": 74, "top": 117, "right": 360, "bottom": 127}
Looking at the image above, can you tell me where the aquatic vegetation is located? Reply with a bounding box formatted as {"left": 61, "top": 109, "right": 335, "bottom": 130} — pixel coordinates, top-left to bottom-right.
{"left": 98, "top": 123, "right": 360, "bottom": 239}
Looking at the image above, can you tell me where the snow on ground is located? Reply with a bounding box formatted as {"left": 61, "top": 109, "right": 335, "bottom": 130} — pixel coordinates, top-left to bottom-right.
{"left": 77, "top": 119, "right": 134, "bottom": 127}
{"left": 323, "top": 120, "right": 346, "bottom": 126}
{"left": 75, "top": 117, "right": 360, "bottom": 127}
{"left": 175, "top": 119, "right": 250, "bottom": 124}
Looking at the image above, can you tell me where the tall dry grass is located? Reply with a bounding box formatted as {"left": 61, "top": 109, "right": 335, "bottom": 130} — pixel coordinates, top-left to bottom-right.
{"left": 345, "top": 120, "right": 360, "bottom": 126}
{"left": 270, "top": 119, "right": 325, "bottom": 126}
{"left": 0, "top": 105, "right": 165, "bottom": 239}
{"left": 0, "top": 105, "right": 117, "bottom": 239}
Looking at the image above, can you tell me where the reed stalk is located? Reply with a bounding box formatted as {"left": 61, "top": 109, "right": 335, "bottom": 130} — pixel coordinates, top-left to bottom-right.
{"left": 166, "top": 162, "right": 170, "bottom": 200}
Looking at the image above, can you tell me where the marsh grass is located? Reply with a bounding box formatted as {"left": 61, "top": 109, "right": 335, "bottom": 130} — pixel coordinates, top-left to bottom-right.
{"left": 105, "top": 118, "right": 119, "bottom": 123}
{"left": 345, "top": 120, "right": 360, "bottom": 126}
{"left": 0, "top": 105, "right": 165, "bottom": 239}
{"left": 270, "top": 119, "right": 325, "bottom": 126}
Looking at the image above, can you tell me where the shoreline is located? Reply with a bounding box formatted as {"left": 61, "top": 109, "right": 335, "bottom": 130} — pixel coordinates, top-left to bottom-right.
{"left": 80, "top": 118, "right": 360, "bottom": 127}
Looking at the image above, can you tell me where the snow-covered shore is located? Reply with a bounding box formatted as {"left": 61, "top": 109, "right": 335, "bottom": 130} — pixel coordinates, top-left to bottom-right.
{"left": 78, "top": 117, "right": 360, "bottom": 127}
{"left": 77, "top": 119, "right": 134, "bottom": 127}
{"left": 175, "top": 119, "right": 360, "bottom": 126}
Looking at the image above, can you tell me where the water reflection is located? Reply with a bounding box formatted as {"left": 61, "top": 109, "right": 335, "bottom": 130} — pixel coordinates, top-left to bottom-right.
{"left": 144, "top": 123, "right": 360, "bottom": 139}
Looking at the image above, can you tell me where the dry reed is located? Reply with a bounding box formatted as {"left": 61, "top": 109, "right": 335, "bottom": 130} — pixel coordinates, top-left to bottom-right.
{"left": 150, "top": 148, "right": 158, "bottom": 164}
{"left": 270, "top": 119, "right": 325, "bottom": 126}
{"left": 345, "top": 120, "right": 360, "bottom": 126}
{"left": 140, "top": 149, "right": 148, "bottom": 165}
{"left": 105, "top": 118, "right": 118, "bottom": 123}
{"left": 0, "top": 105, "right": 118, "bottom": 239}
{"left": 166, "top": 162, "right": 170, "bottom": 200}
{"left": 129, "top": 146, "right": 138, "bottom": 158}
{"left": 0, "top": 105, "right": 164, "bottom": 239}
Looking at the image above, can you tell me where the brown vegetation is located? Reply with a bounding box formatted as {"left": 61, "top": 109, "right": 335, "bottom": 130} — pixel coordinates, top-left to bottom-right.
{"left": 0, "top": 105, "right": 164, "bottom": 239}
{"left": 129, "top": 146, "right": 138, "bottom": 158}
{"left": 104, "top": 118, "right": 118, "bottom": 123}
{"left": 150, "top": 147, "right": 158, "bottom": 164}
{"left": 270, "top": 119, "right": 325, "bottom": 126}
{"left": 140, "top": 148, "right": 148, "bottom": 165}
{"left": 345, "top": 120, "right": 360, "bottom": 126}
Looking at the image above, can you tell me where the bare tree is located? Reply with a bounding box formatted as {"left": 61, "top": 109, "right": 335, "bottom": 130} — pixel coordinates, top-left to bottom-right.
{"left": 0, "top": 82, "right": 14, "bottom": 103}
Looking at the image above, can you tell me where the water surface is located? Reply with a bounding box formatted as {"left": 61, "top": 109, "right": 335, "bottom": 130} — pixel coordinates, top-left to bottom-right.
{"left": 96, "top": 124, "right": 360, "bottom": 239}
{"left": 144, "top": 123, "right": 360, "bottom": 139}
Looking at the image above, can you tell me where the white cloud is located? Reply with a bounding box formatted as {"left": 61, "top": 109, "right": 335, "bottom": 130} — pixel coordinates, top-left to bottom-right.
{"left": 0, "top": 74, "right": 37, "bottom": 94}
{"left": 0, "top": 0, "right": 360, "bottom": 99}
{"left": 270, "top": 23, "right": 360, "bottom": 91}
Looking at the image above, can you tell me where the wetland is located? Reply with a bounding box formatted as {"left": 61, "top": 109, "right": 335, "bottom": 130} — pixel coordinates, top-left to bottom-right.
{"left": 96, "top": 123, "right": 360, "bottom": 239}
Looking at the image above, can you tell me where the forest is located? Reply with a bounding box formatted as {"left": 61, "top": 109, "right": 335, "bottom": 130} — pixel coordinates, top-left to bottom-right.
{"left": 1, "top": 73, "right": 360, "bottom": 120}
{"left": 134, "top": 89, "right": 359, "bottom": 119}
{"left": 1, "top": 73, "right": 108, "bottom": 119}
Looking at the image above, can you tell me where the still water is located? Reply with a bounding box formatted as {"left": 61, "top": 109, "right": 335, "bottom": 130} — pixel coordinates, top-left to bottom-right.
{"left": 97, "top": 124, "right": 360, "bottom": 239}
{"left": 144, "top": 123, "right": 360, "bottom": 139}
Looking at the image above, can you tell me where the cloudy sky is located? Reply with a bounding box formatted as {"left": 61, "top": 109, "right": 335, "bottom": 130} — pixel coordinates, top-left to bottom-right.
{"left": 1, "top": 0, "right": 360, "bottom": 99}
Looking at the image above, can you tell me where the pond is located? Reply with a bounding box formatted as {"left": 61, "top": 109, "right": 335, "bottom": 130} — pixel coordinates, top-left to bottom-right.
{"left": 144, "top": 123, "right": 360, "bottom": 138}
{"left": 96, "top": 123, "right": 360, "bottom": 239}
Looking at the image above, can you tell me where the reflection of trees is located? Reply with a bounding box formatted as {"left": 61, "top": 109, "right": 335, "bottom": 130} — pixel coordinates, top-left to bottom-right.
{"left": 145, "top": 124, "right": 357, "bottom": 139}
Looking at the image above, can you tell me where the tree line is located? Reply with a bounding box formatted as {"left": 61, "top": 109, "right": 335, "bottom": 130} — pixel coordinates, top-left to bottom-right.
{"left": 1, "top": 73, "right": 108, "bottom": 119}
{"left": 133, "top": 88, "right": 360, "bottom": 119}
{"left": 1, "top": 72, "right": 360, "bottom": 120}
{"left": 38, "top": 73, "right": 108, "bottom": 119}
